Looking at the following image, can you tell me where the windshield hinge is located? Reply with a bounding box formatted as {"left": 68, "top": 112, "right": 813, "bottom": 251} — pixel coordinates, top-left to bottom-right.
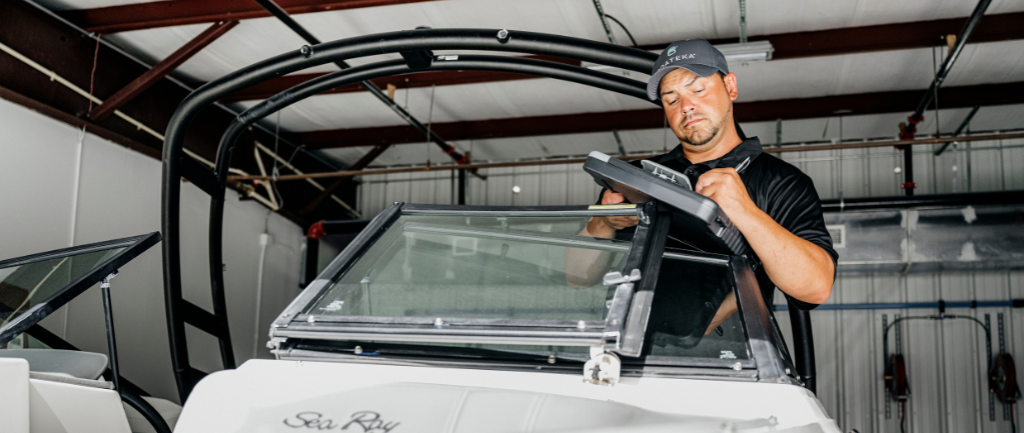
{"left": 267, "top": 337, "right": 287, "bottom": 358}
{"left": 603, "top": 269, "right": 640, "bottom": 286}
{"left": 583, "top": 346, "right": 621, "bottom": 386}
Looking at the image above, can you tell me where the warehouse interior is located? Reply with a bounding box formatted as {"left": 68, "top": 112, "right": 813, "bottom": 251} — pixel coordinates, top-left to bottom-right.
{"left": 1, "top": 0, "right": 1022, "bottom": 432}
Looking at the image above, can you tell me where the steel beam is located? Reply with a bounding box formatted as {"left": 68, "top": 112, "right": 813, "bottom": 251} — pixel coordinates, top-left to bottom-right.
{"left": 62, "top": 0, "right": 438, "bottom": 34}
{"left": 251, "top": 0, "right": 475, "bottom": 174}
{"left": 0, "top": 84, "right": 161, "bottom": 159}
{"left": 299, "top": 144, "right": 389, "bottom": 215}
{"left": 934, "top": 105, "right": 981, "bottom": 156}
{"left": 221, "top": 12, "right": 1024, "bottom": 102}
{"left": 227, "top": 132, "right": 1024, "bottom": 183}
{"left": 90, "top": 20, "right": 238, "bottom": 121}
{"left": 0, "top": 0, "right": 355, "bottom": 224}
{"left": 296, "top": 81, "right": 1024, "bottom": 149}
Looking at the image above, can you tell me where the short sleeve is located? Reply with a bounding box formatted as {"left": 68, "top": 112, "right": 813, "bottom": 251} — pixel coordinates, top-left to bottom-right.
{"left": 763, "top": 172, "right": 838, "bottom": 310}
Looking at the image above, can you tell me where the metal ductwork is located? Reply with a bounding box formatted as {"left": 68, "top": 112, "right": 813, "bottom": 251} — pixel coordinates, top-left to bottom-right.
{"left": 825, "top": 205, "right": 1024, "bottom": 273}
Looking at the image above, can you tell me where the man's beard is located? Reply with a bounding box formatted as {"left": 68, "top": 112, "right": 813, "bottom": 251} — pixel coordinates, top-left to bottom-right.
{"left": 677, "top": 115, "right": 727, "bottom": 147}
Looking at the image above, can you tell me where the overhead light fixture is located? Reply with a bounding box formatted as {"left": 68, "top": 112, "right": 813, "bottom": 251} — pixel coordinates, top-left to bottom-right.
{"left": 716, "top": 41, "right": 775, "bottom": 64}
{"left": 584, "top": 40, "right": 774, "bottom": 75}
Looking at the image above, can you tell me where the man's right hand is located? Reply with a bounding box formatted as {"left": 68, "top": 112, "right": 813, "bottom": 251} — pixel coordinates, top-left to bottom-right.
{"left": 583, "top": 190, "right": 640, "bottom": 238}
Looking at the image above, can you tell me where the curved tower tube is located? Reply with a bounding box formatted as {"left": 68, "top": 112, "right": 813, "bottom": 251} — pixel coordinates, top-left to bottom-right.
{"left": 161, "top": 28, "right": 815, "bottom": 401}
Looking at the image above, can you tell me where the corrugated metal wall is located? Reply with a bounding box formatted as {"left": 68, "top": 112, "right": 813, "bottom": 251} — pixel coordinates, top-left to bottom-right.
{"left": 356, "top": 136, "right": 1024, "bottom": 432}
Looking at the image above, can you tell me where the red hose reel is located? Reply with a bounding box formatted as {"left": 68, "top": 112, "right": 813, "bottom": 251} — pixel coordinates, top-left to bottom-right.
{"left": 886, "top": 353, "right": 910, "bottom": 401}
{"left": 989, "top": 353, "right": 1021, "bottom": 404}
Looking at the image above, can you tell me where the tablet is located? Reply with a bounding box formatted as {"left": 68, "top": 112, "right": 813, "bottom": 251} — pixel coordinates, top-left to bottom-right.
{"left": 583, "top": 151, "right": 749, "bottom": 256}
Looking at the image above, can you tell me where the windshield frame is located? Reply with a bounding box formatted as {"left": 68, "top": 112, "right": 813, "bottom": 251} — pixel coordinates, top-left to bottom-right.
{"left": 270, "top": 203, "right": 796, "bottom": 384}
{"left": 0, "top": 232, "right": 162, "bottom": 347}
{"left": 272, "top": 202, "right": 660, "bottom": 349}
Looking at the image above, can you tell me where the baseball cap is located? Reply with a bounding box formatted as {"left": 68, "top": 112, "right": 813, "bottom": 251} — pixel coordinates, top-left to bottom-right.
{"left": 647, "top": 39, "right": 729, "bottom": 101}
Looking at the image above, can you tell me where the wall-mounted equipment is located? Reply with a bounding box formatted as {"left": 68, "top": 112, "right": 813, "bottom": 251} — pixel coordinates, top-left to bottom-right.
{"left": 883, "top": 308, "right": 1018, "bottom": 431}
{"left": 988, "top": 314, "right": 1020, "bottom": 430}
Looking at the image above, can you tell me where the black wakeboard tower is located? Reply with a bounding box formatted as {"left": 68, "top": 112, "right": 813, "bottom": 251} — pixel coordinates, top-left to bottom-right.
{"left": 159, "top": 28, "right": 814, "bottom": 402}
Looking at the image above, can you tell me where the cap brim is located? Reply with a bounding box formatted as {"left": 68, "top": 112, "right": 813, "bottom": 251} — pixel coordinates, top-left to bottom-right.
{"left": 646, "top": 64, "right": 720, "bottom": 101}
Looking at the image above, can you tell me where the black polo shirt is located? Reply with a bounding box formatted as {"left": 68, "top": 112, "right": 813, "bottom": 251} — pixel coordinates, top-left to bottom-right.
{"left": 599, "top": 137, "right": 838, "bottom": 311}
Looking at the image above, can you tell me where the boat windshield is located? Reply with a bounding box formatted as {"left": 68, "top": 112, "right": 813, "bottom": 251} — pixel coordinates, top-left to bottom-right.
{"left": 304, "top": 214, "right": 633, "bottom": 323}
{"left": 0, "top": 233, "right": 161, "bottom": 347}
{"left": 285, "top": 209, "right": 754, "bottom": 370}
{"left": 0, "top": 248, "right": 124, "bottom": 328}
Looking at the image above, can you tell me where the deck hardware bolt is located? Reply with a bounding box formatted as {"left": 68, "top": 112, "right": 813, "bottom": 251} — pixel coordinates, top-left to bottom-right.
{"left": 307, "top": 315, "right": 316, "bottom": 323}
{"left": 732, "top": 362, "right": 742, "bottom": 371}
{"left": 300, "top": 45, "right": 313, "bottom": 58}
{"left": 354, "top": 346, "right": 363, "bottom": 354}
{"left": 577, "top": 320, "right": 587, "bottom": 330}
{"left": 497, "top": 29, "right": 510, "bottom": 43}
{"left": 434, "top": 318, "right": 444, "bottom": 326}
{"left": 548, "top": 355, "right": 556, "bottom": 364}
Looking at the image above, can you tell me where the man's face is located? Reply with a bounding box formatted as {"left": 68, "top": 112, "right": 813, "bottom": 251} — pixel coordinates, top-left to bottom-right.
{"left": 659, "top": 69, "right": 738, "bottom": 153}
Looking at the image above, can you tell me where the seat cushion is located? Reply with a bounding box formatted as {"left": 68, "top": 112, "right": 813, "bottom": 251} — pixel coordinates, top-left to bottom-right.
{"left": 0, "top": 349, "right": 108, "bottom": 380}
{"left": 123, "top": 397, "right": 182, "bottom": 433}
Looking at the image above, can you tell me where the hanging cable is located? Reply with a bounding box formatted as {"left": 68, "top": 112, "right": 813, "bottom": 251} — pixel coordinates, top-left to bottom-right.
{"left": 87, "top": 34, "right": 101, "bottom": 114}
{"left": 603, "top": 14, "right": 638, "bottom": 47}
{"left": 738, "top": 0, "right": 748, "bottom": 44}
{"left": 899, "top": 401, "right": 907, "bottom": 433}
{"left": 272, "top": 111, "right": 285, "bottom": 209}
{"left": 590, "top": 0, "right": 618, "bottom": 45}
{"left": 426, "top": 84, "right": 436, "bottom": 167}
{"left": 0, "top": 40, "right": 286, "bottom": 211}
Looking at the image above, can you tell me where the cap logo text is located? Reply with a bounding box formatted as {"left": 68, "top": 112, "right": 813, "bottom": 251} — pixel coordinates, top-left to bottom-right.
{"left": 661, "top": 54, "right": 697, "bottom": 69}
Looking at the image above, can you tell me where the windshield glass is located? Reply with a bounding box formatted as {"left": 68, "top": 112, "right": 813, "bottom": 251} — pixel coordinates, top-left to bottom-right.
{"left": 0, "top": 247, "right": 125, "bottom": 328}
{"left": 305, "top": 214, "right": 634, "bottom": 323}
{"left": 640, "top": 253, "right": 749, "bottom": 362}
{"left": 329, "top": 252, "right": 750, "bottom": 365}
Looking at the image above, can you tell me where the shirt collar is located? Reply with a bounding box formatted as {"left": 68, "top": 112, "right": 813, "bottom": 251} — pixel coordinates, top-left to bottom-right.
{"left": 667, "top": 137, "right": 763, "bottom": 171}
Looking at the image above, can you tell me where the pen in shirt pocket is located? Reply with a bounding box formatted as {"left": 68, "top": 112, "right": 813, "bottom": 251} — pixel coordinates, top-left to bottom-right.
{"left": 734, "top": 156, "right": 752, "bottom": 174}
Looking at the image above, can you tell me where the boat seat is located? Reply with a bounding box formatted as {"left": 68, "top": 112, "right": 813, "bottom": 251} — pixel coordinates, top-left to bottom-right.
{"left": 0, "top": 349, "right": 108, "bottom": 380}
{"left": 123, "top": 397, "right": 182, "bottom": 433}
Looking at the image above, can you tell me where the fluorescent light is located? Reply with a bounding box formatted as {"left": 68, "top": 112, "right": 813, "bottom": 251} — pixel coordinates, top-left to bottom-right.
{"left": 715, "top": 41, "right": 775, "bottom": 64}
{"left": 584, "top": 40, "right": 775, "bottom": 74}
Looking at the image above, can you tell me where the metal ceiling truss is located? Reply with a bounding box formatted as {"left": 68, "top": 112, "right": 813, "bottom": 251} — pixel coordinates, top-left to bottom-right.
{"left": 224, "top": 132, "right": 1024, "bottom": 184}
{"left": 252, "top": 0, "right": 478, "bottom": 176}
{"left": 0, "top": 0, "right": 357, "bottom": 225}
{"left": 219, "top": 11, "right": 1024, "bottom": 103}
{"left": 294, "top": 81, "right": 1024, "bottom": 149}
{"left": 162, "top": 27, "right": 817, "bottom": 402}
{"left": 62, "top": 0, "right": 438, "bottom": 34}
{"left": 89, "top": 20, "right": 239, "bottom": 122}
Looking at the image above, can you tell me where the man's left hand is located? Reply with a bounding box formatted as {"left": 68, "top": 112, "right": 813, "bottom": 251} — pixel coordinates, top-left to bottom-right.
{"left": 694, "top": 168, "right": 756, "bottom": 222}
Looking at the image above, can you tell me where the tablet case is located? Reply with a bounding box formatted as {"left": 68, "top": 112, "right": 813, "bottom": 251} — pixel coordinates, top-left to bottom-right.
{"left": 583, "top": 151, "right": 749, "bottom": 257}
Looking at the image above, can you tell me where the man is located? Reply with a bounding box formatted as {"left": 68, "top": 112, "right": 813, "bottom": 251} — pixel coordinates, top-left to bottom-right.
{"left": 574, "top": 39, "right": 837, "bottom": 330}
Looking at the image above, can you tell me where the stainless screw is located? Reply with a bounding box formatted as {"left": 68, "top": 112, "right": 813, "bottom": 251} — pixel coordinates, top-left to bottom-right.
{"left": 496, "top": 29, "right": 510, "bottom": 43}
{"left": 732, "top": 362, "right": 743, "bottom": 371}
{"left": 354, "top": 346, "right": 363, "bottom": 354}
{"left": 300, "top": 45, "right": 313, "bottom": 58}
{"left": 307, "top": 315, "right": 316, "bottom": 323}
{"left": 577, "top": 320, "right": 587, "bottom": 330}
{"left": 434, "top": 318, "right": 444, "bottom": 326}
{"left": 548, "top": 355, "right": 556, "bottom": 364}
